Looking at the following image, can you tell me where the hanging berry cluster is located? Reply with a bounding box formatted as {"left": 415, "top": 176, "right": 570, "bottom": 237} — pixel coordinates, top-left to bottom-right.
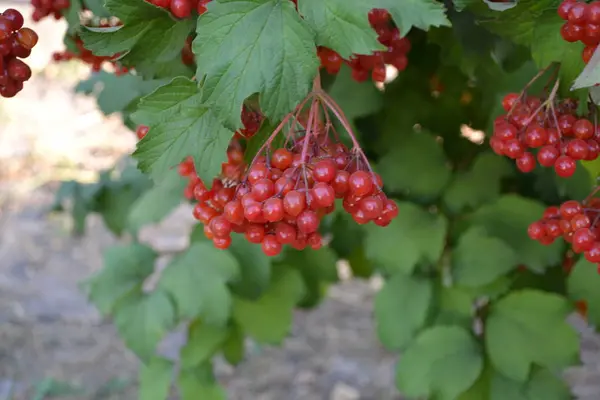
{"left": 489, "top": 83, "right": 600, "bottom": 178}
{"left": 558, "top": 0, "right": 600, "bottom": 64}
{"left": 53, "top": 35, "right": 129, "bottom": 74}
{"left": 317, "top": 8, "right": 410, "bottom": 83}
{"left": 529, "top": 196, "right": 600, "bottom": 272}
{"left": 171, "top": 80, "right": 398, "bottom": 256}
{"left": 31, "top": 0, "right": 69, "bottom": 22}
{"left": 146, "top": 0, "right": 210, "bottom": 19}
{"left": 0, "top": 9, "right": 38, "bottom": 98}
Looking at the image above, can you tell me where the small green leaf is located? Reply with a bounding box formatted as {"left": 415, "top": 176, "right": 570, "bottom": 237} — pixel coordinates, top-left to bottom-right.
{"left": 297, "top": 0, "right": 384, "bottom": 58}
{"left": 178, "top": 364, "right": 226, "bottom": 400}
{"left": 132, "top": 78, "right": 234, "bottom": 184}
{"left": 452, "top": 227, "right": 519, "bottom": 287}
{"left": 377, "top": 132, "right": 452, "bottom": 200}
{"left": 127, "top": 170, "right": 186, "bottom": 231}
{"left": 364, "top": 201, "right": 448, "bottom": 274}
{"left": 222, "top": 325, "right": 245, "bottom": 365}
{"left": 443, "top": 153, "right": 512, "bottom": 214}
{"left": 193, "top": 0, "right": 320, "bottom": 129}
{"left": 180, "top": 321, "right": 229, "bottom": 369}
{"left": 396, "top": 325, "right": 483, "bottom": 400}
{"left": 159, "top": 242, "right": 240, "bottom": 325}
{"left": 567, "top": 257, "right": 600, "bottom": 326}
{"left": 374, "top": 273, "right": 433, "bottom": 350}
{"left": 378, "top": 0, "right": 451, "bottom": 37}
{"left": 485, "top": 290, "right": 579, "bottom": 382}
{"left": 436, "top": 287, "right": 474, "bottom": 328}
{"left": 491, "top": 368, "right": 572, "bottom": 400}
{"left": 85, "top": 244, "right": 157, "bottom": 314}
{"left": 139, "top": 357, "right": 173, "bottom": 400}
{"left": 232, "top": 267, "right": 305, "bottom": 344}
{"left": 113, "top": 289, "right": 177, "bottom": 360}
{"left": 79, "top": 0, "right": 194, "bottom": 75}
{"left": 227, "top": 235, "right": 272, "bottom": 300}
{"left": 469, "top": 195, "right": 564, "bottom": 272}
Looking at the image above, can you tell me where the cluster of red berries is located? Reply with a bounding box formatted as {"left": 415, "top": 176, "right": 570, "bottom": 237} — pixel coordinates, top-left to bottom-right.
{"left": 317, "top": 8, "right": 410, "bottom": 83}
{"left": 0, "top": 9, "right": 38, "bottom": 98}
{"left": 52, "top": 35, "right": 129, "bottom": 74}
{"left": 528, "top": 198, "right": 600, "bottom": 272}
{"left": 182, "top": 134, "right": 397, "bottom": 256}
{"left": 146, "top": 0, "right": 210, "bottom": 18}
{"left": 489, "top": 92, "right": 599, "bottom": 178}
{"left": 31, "top": 0, "right": 69, "bottom": 22}
{"left": 558, "top": 0, "right": 600, "bottom": 63}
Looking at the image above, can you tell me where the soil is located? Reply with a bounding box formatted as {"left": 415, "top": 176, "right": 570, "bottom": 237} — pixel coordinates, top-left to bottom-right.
{"left": 0, "top": 3, "right": 600, "bottom": 399}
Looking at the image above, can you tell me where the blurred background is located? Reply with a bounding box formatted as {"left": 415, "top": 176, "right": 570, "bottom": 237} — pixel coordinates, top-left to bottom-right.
{"left": 1, "top": 1, "right": 600, "bottom": 399}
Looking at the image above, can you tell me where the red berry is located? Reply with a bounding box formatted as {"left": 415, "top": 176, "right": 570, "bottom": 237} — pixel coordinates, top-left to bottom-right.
{"left": 566, "top": 138, "right": 589, "bottom": 160}
{"left": 528, "top": 221, "right": 546, "bottom": 240}
{"left": 554, "top": 155, "right": 577, "bottom": 178}
{"left": 261, "top": 234, "right": 282, "bottom": 256}
{"left": 224, "top": 199, "right": 244, "bottom": 225}
{"left": 568, "top": 2, "right": 588, "bottom": 23}
{"left": 16, "top": 27, "right": 38, "bottom": 50}
{"left": 313, "top": 159, "right": 337, "bottom": 183}
{"left": 573, "top": 118, "right": 594, "bottom": 139}
{"left": 170, "top": 0, "right": 192, "bottom": 17}
{"left": 502, "top": 93, "right": 519, "bottom": 111}
{"left": 504, "top": 139, "right": 525, "bottom": 159}
{"left": 348, "top": 171, "right": 374, "bottom": 197}
{"left": 209, "top": 216, "right": 232, "bottom": 238}
{"left": 2, "top": 9, "right": 24, "bottom": 31}
{"left": 516, "top": 152, "right": 536, "bottom": 173}
{"left": 283, "top": 190, "right": 306, "bottom": 217}
{"left": 585, "top": 242, "right": 600, "bottom": 262}
{"left": 275, "top": 222, "right": 296, "bottom": 244}
{"left": 263, "top": 197, "right": 284, "bottom": 222}
{"left": 559, "top": 200, "right": 583, "bottom": 220}
{"left": 7, "top": 58, "right": 31, "bottom": 81}
{"left": 213, "top": 236, "right": 232, "bottom": 250}
{"left": 311, "top": 183, "right": 335, "bottom": 208}
{"left": 359, "top": 196, "right": 383, "bottom": 220}
{"left": 524, "top": 124, "right": 548, "bottom": 148}
{"left": 252, "top": 178, "right": 274, "bottom": 202}
{"left": 136, "top": 125, "right": 149, "bottom": 140}
{"left": 573, "top": 228, "right": 595, "bottom": 252}
{"left": 537, "top": 145, "right": 560, "bottom": 167}
{"left": 587, "top": 2, "right": 600, "bottom": 24}
{"left": 559, "top": 0, "right": 577, "bottom": 20}
{"left": 271, "top": 148, "right": 293, "bottom": 170}
{"left": 245, "top": 224, "right": 265, "bottom": 244}
{"left": 296, "top": 210, "right": 319, "bottom": 234}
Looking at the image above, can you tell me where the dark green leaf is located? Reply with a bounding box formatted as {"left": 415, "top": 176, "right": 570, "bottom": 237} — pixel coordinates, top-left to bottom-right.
{"left": 228, "top": 235, "right": 272, "bottom": 300}
{"left": 485, "top": 290, "right": 579, "bottom": 382}
{"left": 222, "top": 324, "right": 245, "bottom": 365}
{"left": 378, "top": 0, "right": 451, "bottom": 37}
{"left": 178, "top": 364, "right": 226, "bottom": 400}
{"left": 180, "top": 321, "right": 229, "bottom": 369}
{"left": 139, "top": 357, "right": 173, "bottom": 400}
{"left": 491, "top": 368, "right": 572, "bottom": 400}
{"left": 374, "top": 272, "right": 433, "bottom": 350}
{"left": 193, "top": 0, "right": 320, "bottom": 129}
{"left": 132, "top": 77, "right": 234, "bottom": 184}
{"left": 396, "top": 325, "right": 483, "bottom": 400}
{"left": 567, "top": 257, "right": 600, "bottom": 326}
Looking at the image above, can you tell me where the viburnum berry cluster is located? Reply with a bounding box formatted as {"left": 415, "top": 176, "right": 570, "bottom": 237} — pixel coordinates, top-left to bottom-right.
{"left": 317, "top": 8, "right": 410, "bottom": 83}
{"left": 0, "top": 9, "right": 38, "bottom": 98}
{"left": 53, "top": 35, "right": 129, "bottom": 74}
{"left": 31, "top": 0, "right": 69, "bottom": 22}
{"left": 170, "top": 81, "right": 398, "bottom": 256}
{"left": 146, "top": 0, "right": 210, "bottom": 19}
{"left": 489, "top": 84, "right": 599, "bottom": 178}
{"left": 558, "top": 0, "right": 600, "bottom": 64}
{"left": 529, "top": 196, "right": 600, "bottom": 272}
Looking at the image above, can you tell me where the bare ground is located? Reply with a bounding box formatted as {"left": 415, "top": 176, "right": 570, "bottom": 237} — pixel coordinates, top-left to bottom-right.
{"left": 1, "top": 3, "right": 600, "bottom": 399}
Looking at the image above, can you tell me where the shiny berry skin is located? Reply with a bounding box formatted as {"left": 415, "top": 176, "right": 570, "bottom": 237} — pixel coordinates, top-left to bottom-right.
{"left": 568, "top": 2, "right": 588, "bottom": 23}
{"left": 537, "top": 145, "right": 560, "bottom": 167}
{"left": 209, "top": 216, "right": 232, "bottom": 238}
{"left": 252, "top": 178, "right": 274, "bottom": 202}
{"left": 573, "top": 228, "right": 595, "bottom": 252}
{"left": 566, "top": 139, "right": 589, "bottom": 160}
{"left": 283, "top": 190, "right": 306, "bottom": 217}
{"left": 311, "top": 183, "right": 335, "bottom": 208}
{"left": 501, "top": 93, "right": 519, "bottom": 111}
{"left": 528, "top": 221, "right": 546, "bottom": 240}
{"left": 245, "top": 224, "right": 265, "bottom": 244}
{"left": 516, "top": 152, "right": 536, "bottom": 173}
{"left": 16, "top": 28, "right": 38, "bottom": 50}
{"left": 136, "top": 125, "right": 149, "bottom": 140}
{"left": 348, "top": 171, "right": 374, "bottom": 197}
{"left": 558, "top": 0, "right": 577, "bottom": 20}
{"left": 263, "top": 197, "right": 284, "bottom": 222}
{"left": 559, "top": 200, "right": 582, "bottom": 220}
{"left": 170, "top": 0, "right": 192, "bottom": 18}
{"left": 588, "top": 2, "right": 600, "bottom": 24}
{"left": 271, "top": 148, "right": 293, "bottom": 170}
{"left": 312, "top": 159, "right": 337, "bottom": 183}
{"left": 554, "top": 155, "right": 577, "bottom": 178}
{"left": 224, "top": 200, "right": 244, "bottom": 225}
{"left": 274, "top": 222, "right": 296, "bottom": 244}
{"left": 2, "top": 9, "right": 24, "bottom": 31}
{"left": 213, "top": 236, "right": 232, "bottom": 250}
{"left": 585, "top": 242, "right": 600, "bottom": 263}
{"left": 573, "top": 118, "right": 594, "bottom": 139}
{"left": 262, "top": 234, "right": 282, "bottom": 256}
{"left": 7, "top": 58, "right": 31, "bottom": 81}
{"left": 296, "top": 210, "right": 319, "bottom": 234}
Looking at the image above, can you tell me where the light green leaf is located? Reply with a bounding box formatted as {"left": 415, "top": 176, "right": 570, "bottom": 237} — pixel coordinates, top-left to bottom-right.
{"left": 485, "top": 290, "right": 579, "bottom": 382}
{"left": 567, "top": 257, "right": 600, "bottom": 326}
{"left": 297, "top": 0, "right": 384, "bottom": 58}
{"left": 491, "top": 368, "right": 572, "bottom": 400}
{"left": 180, "top": 321, "right": 229, "bottom": 369}
{"left": 377, "top": 132, "right": 452, "bottom": 200}
{"left": 396, "top": 325, "right": 483, "bottom": 400}
{"left": 139, "top": 357, "right": 173, "bottom": 400}
{"left": 113, "top": 289, "right": 177, "bottom": 360}
{"left": 469, "top": 195, "right": 564, "bottom": 272}
{"left": 79, "top": 0, "right": 194, "bottom": 74}
{"left": 232, "top": 267, "right": 304, "bottom": 344}
{"left": 85, "top": 244, "right": 157, "bottom": 314}
{"left": 443, "top": 153, "right": 512, "bottom": 214}
{"left": 132, "top": 78, "right": 234, "bottom": 184}
{"left": 193, "top": 0, "right": 320, "bottom": 130}
{"left": 364, "top": 201, "right": 448, "bottom": 274}
{"left": 374, "top": 273, "right": 433, "bottom": 350}
{"left": 227, "top": 235, "right": 272, "bottom": 300}
{"left": 159, "top": 242, "right": 240, "bottom": 326}
{"left": 573, "top": 43, "right": 600, "bottom": 89}
{"left": 378, "top": 0, "right": 451, "bottom": 37}
{"left": 452, "top": 227, "right": 519, "bottom": 287}
{"left": 222, "top": 325, "right": 245, "bottom": 365}
{"left": 436, "top": 287, "right": 474, "bottom": 328}
{"left": 178, "top": 364, "right": 226, "bottom": 400}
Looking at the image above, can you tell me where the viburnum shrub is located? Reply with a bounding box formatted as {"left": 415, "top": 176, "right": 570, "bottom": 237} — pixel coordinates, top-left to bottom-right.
{"left": 22, "top": 0, "right": 600, "bottom": 398}
{"left": 0, "top": 8, "right": 37, "bottom": 97}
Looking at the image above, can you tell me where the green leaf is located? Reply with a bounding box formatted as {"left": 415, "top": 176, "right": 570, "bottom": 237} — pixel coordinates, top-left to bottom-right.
{"left": 436, "top": 287, "right": 474, "bottom": 328}
{"left": 452, "top": 226, "right": 519, "bottom": 287}
{"left": 85, "top": 244, "right": 157, "bottom": 314}
{"left": 573, "top": 44, "right": 600, "bottom": 89}
{"left": 567, "top": 257, "right": 600, "bottom": 326}
{"left": 491, "top": 368, "right": 572, "bottom": 400}
{"left": 178, "top": 364, "right": 226, "bottom": 400}
{"left": 222, "top": 325, "right": 245, "bottom": 365}
{"left": 232, "top": 267, "right": 305, "bottom": 344}
{"left": 443, "top": 153, "right": 512, "bottom": 214}
{"left": 159, "top": 242, "right": 240, "bottom": 325}
{"left": 396, "top": 325, "right": 483, "bottom": 400}
{"left": 485, "top": 290, "right": 579, "bottom": 382}
{"left": 113, "top": 289, "right": 177, "bottom": 360}
{"left": 180, "top": 321, "right": 229, "bottom": 369}
{"left": 83, "top": 0, "right": 111, "bottom": 17}
{"left": 193, "top": 0, "right": 320, "bottom": 129}
{"left": 132, "top": 78, "right": 234, "bottom": 184}
{"left": 374, "top": 272, "right": 433, "bottom": 350}
{"left": 139, "top": 357, "right": 173, "bottom": 400}
{"left": 468, "top": 195, "right": 564, "bottom": 272}
{"left": 377, "top": 131, "right": 452, "bottom": 200}
{"left": 127, "top": 170, "right": 186, "bottom": 231}
{"left": 378, "top": 0, "right": 451, "bottom": 37}
{"left": 227, "top": 235, "right": 272, "bottom": 299}
{"left": 242, "top": 119, "right": 284, "bottom": 165}
{"left": 79, "top": 0, "right": 194, "bottom": 75}
{"left": 63, "top": 0, "right": 82, "bottom": 35}
{"left": 328, "top": 64, "right": 384, "bottom": 120}
{"left": 364, "top": 201, "right": 448, "bottom": 274}
{"left": 297, "top": 0, "right": 384, "bottom": 58}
